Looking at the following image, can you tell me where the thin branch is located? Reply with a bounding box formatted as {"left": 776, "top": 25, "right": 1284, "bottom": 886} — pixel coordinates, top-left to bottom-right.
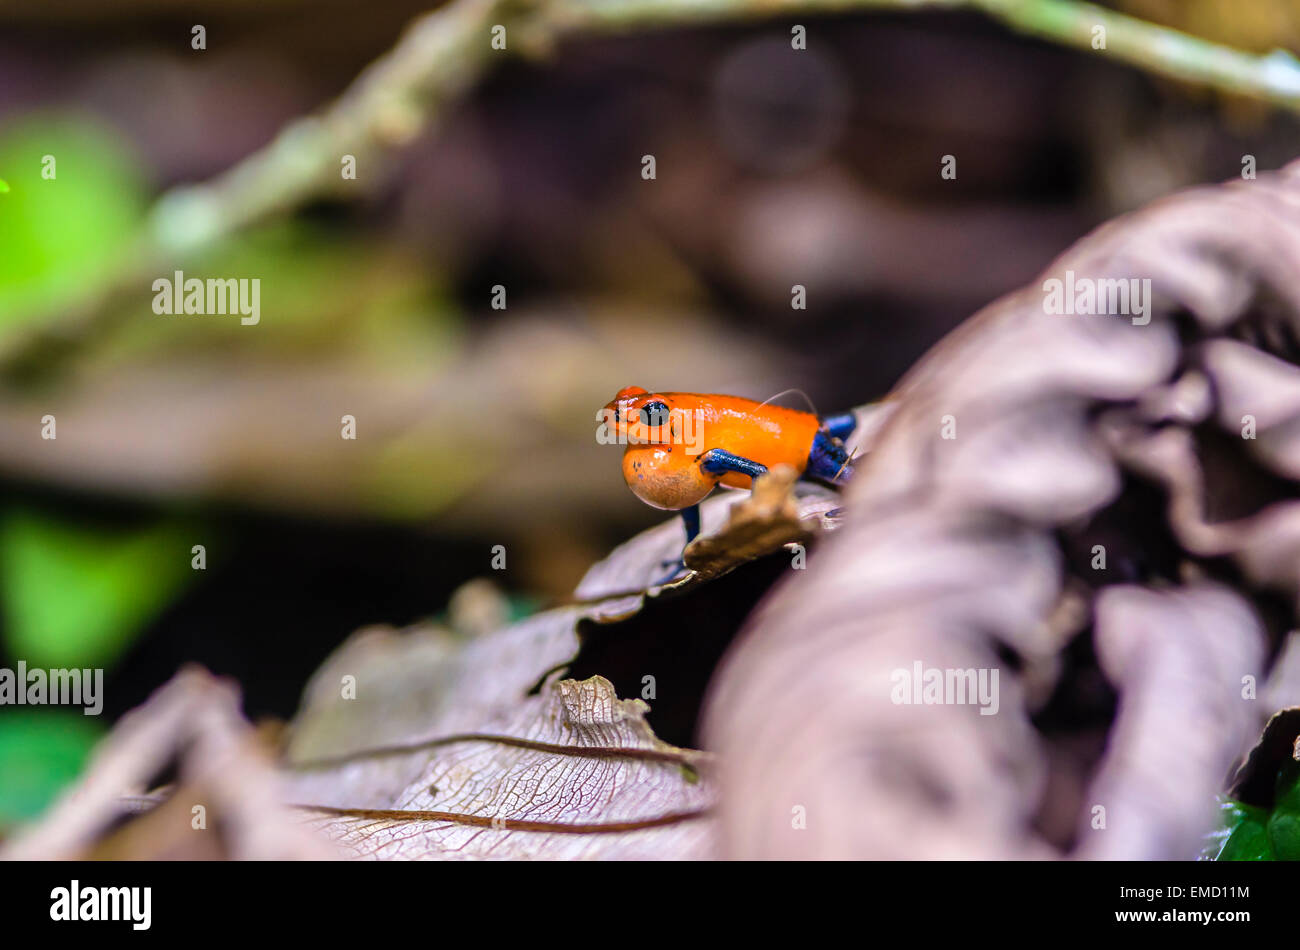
{"left": 7, "top": 0, "right": 1300, "bottom": 373}
{"left": 148, "top": 0, "right": 1300, "bottom": 257}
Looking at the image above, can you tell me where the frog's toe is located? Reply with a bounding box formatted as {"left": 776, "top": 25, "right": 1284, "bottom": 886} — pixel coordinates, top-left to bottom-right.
{"left": 652, "top": 557, "right": 691, "bottom": 586}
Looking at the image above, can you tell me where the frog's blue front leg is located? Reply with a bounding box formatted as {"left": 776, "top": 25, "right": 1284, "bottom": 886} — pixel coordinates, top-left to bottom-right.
{"left": 700, "top": 448, "right": 768, "bottom": 480}
{"left": 682, "top": 504, "right": 701, "bottom": 545}
{"left": 652, "top": 505, "right": 700, "bottom": 586}
{"left": 652, "top": 453, "right": 761, "bottom": 586}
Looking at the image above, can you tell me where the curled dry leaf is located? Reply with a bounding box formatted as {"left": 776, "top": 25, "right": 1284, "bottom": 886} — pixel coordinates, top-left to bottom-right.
{"left": 277, "top": 606, "right": 716, "bottom": 860}
{"left": 277, "top": 472, "right": 842, "bottom": 859}
{"left": 704, "top": 161, "right": 1300, "bottom": 859}
{"left": 1078, "top": 584, "right": 1265, "bottom": 859}
{"left": 290, "top": 676, "right": 714, "bottom": 859}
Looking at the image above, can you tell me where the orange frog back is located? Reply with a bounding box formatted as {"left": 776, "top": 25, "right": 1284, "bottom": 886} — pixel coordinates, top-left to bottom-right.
{"left": 664, "top": 392, "right": 820, "bottom": 482}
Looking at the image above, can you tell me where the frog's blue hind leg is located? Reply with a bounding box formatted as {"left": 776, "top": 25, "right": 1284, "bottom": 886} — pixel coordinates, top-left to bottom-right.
{"left": 806, "top": 430, "right": 854, "bottom": 483}
{"left": 820, "top": 411, "right": 857, "bottom": 442}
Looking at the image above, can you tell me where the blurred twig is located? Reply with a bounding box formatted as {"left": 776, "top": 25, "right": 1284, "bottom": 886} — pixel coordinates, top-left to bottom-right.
{"left": 7, "top": 0, "right": 1300, "bottom": 374}
{"left": 133, "top": 0, "right": 1300, "bottom": 255}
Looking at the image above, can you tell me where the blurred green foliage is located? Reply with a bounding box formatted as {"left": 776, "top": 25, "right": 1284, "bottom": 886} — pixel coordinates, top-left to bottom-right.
{"left": 0, "top": 109, "right": 471, "bottom": 828}
{"left": 100, "top": 220, "right": 459, "bottom": 369}
{"left": 0, "top": 116, "right": 146, "bottom": 335}
{"left": 0, "top": 505, "right": 198, "bottom": 825}
{"left": 0, "top": 117, "right": 167, "bottom": 828}
{"left": 1, "top": 509, "right": 197, "bottom": 670}
{"left": 0, "top": 710, "right": 103, "bottom": 828}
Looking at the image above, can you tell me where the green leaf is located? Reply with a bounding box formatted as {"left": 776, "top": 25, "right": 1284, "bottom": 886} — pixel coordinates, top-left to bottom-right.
{"left": 1209, "top": 760, "right": 1300, "bottom": 860}
{"left": 1209, "top": 799, "right": 1274, "bottom": 860}
{"left": 0, "top": 116, "right": 145, "bottom": 332}
{"left": 0, "top": 710, "right": 103, "bottom": 827}
{"left": 0, "top": 509, "right": 196, "bottom": 669}
{"left": 1267, "top": 760, "right": 1300, "bottom": 860}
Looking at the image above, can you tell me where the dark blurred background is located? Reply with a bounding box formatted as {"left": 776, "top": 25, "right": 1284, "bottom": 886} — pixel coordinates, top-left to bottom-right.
{"left": 1, "top": 0, "right": 1297, "bottom": 829}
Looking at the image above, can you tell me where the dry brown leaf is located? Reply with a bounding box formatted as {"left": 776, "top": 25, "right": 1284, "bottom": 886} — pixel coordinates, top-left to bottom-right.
{"left": 704, "top": 160, "right": 1300, "bottom": 860}
{"left": 277, "top": 481, "right": 849, "bottom": 859}
{"left": 291, "top": 676, "right": 714, "bottom": 860}
{"left": 1, "top": 667, "right": 337, "bottom": 860}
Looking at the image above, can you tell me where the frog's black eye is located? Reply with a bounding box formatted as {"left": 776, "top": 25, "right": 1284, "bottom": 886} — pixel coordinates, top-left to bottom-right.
{"left": 639, "top": 401, "right": 669, "bottom": 428}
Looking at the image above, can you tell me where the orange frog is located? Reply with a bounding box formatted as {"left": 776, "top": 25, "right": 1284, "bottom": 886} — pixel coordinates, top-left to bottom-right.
{"left": 600, "top": 386, "right": 857, "bottom": 566}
